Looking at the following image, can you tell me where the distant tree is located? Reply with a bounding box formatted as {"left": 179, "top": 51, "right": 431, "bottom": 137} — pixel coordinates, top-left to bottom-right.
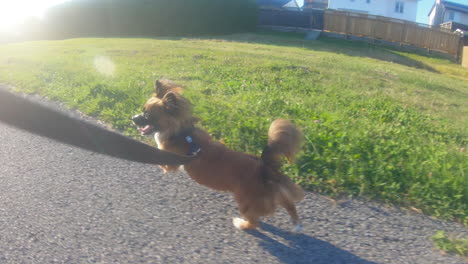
{"left": 43, "top": 0, "right": 258, "bottom": 39}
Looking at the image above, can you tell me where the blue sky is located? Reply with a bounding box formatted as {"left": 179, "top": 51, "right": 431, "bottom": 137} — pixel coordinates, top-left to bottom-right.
{"left": 418, "top": 0, "right": 450, "bottom": 24}
{"left": 417, "top": 0, "right": 467, "bottom": 24}
{"left": 418, "top": 0, "right": 438, "bottom": 24}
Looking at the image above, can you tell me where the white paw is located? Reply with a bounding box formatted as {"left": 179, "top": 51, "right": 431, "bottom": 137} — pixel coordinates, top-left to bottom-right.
{"left": 232, "top": 217, "right": 245, "bottom": 230}
{"left": 293, "top": 223, "right": 303, "bottom": 233}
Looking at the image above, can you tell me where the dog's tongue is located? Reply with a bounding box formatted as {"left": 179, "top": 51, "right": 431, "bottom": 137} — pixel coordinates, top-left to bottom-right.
{"left": 138, "top": 125, "right": 153, "bottom": 135}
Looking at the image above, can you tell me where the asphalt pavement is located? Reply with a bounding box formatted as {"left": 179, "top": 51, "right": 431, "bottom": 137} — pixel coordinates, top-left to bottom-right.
{"left": 0, "top": 96, "right": 466, "bottom": 264}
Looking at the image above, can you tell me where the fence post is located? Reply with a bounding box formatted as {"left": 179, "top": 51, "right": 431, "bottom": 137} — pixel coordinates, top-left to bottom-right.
{"left": 400, "top": 22, "right": 407, "bottom": 45}
{"left": 345, "top": 12, "right": 350, "bottom": 39}
{"left": 456, "top": 34, "right": 464, "bottom": 63}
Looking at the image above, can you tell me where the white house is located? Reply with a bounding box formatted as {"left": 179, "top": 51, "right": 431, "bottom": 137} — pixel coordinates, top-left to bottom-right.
{"left": 327, "top": 0, "right": 420, "bottom": 22}
{"left": 428, "top": 0, "right": 468, "bottom": 27}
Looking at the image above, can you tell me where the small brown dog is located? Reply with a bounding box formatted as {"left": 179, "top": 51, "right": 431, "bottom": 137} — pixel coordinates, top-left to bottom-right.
{"left": 132, "top": 79, "right": 305, "bottom": 231}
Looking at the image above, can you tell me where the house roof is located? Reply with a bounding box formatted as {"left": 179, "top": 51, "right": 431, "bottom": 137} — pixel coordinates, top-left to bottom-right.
{"left": 283, "top": 0, "right": 300, "bottom": 9}
{"left": 257, "top": 0, "right": 291, "bottom": 7}
{"left": 428, "top": 1, "right": 468, "bottom": 16}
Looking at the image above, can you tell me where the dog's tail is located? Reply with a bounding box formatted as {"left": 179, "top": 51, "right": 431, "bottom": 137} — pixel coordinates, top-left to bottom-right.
{"left": 261, "top": 119, "right": 303, "bottom": 169}
{"left": 261, "top": 119, "right": 304, "bottom": 203}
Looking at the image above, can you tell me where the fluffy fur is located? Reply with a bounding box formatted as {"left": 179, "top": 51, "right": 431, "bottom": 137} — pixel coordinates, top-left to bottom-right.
{"left": 137, "top": 80, "right": 305, "bottom": 231}
{"left": 154, "top": 79, "right": 184, "bottom": 99}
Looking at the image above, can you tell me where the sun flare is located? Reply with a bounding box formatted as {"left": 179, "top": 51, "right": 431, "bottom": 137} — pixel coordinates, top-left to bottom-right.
{"left": 0, "top": 0, "right": 68, "bottom": 32}
{"left": 94, "top": 56, "right": 116, "bottom": 77}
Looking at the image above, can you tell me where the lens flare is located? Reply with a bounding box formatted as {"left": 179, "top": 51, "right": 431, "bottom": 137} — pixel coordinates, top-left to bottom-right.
{"left": 93, "top": 56, "right": 115, "bottom": 77}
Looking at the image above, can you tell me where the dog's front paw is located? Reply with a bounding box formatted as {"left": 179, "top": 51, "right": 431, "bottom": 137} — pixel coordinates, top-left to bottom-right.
{"left": 233, "top": 217, "right": 245, "bottom": 230}
{"left": 232, "top": 217, "right": 258, "bottom": 230}
{"left": 160, "top": 165, "right": 180, "bottom": 173}
{"left": 158, "top": 165, "right": 168, "bottom": 173}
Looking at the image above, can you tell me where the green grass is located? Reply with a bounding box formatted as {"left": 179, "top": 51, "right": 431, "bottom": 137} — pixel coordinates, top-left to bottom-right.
{"left": 0, "top": 32, "right": 466, "bottom": 224}
{"left": 431, "top": 231, "right": 468, "bottom": 257}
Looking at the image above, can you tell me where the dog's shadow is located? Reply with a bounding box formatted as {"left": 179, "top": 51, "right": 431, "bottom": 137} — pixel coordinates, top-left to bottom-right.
{"left": 246, "top": 223, "right": 377, "bottom": 264}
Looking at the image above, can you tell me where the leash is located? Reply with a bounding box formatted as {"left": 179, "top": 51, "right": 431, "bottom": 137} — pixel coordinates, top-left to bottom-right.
{"left": 0, "top": 88, "right": 196, "bottom": 166}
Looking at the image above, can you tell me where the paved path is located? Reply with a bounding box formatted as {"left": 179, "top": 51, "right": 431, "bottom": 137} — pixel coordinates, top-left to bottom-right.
{"left": 0, "top": 97, "right": 466, "bottom": 263}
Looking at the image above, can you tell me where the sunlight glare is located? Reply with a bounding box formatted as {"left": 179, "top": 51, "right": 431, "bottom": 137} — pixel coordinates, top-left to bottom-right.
{"left": 0, "top": 0, "right": 68, "bottom": 32}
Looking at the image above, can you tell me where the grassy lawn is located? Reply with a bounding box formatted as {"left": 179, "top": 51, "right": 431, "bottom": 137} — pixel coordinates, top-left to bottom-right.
{"left": 431, "top": 230, "right": 468, "bottom": 257}
{"left": 0, "top": 32, "right": 466, "bottom": 224}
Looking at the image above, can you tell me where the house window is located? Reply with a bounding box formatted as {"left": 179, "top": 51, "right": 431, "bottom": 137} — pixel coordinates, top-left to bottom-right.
{"left": 395, "top": 1, "right": 404, "bottom": 13}
{"left": 448, "top": 11, "right": 455, "bottom": 21}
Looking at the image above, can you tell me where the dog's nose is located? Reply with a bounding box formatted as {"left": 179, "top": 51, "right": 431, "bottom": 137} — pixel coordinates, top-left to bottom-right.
{"left": 132, "top": 114, "right": 148, "bottom": 126}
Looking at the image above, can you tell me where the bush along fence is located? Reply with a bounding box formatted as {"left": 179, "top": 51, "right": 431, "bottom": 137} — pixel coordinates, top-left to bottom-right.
{"left": 258, "top": 8, "right": 464, "bottom": 61}
{"left": 258, "top": 8, "right": 324, "bottom": 30}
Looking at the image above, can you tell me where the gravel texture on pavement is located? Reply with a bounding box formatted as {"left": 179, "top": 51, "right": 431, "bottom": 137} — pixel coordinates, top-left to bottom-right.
{"left": 0, "top": 94, "right": 466, "bottom": 264}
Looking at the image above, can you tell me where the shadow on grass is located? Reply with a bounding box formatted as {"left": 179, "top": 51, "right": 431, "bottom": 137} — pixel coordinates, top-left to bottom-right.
{"left": 218, "top": 31, "right": 441, "bottom": 73}
{"left": 246, "top": 222, "right": 377, "bottom": 264}
{"left": 311, "top": 37, "right": 440, "bottom": 73}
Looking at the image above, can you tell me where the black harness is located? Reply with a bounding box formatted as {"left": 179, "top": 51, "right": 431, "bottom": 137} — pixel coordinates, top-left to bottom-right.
{"left": 169, "top": 126, "right": 201, "bottom": 156}
{"left": 184, "top": 135, "right": 201, "bottom": 156}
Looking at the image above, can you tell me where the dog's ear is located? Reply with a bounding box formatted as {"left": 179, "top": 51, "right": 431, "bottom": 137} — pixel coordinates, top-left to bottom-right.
{"left": 162, "top": 92, "right": 178, "bottom": 112}
{"left": 155, "top": 79, "right": 183, "bottom": 98}
{"left": 155, "top": 79, "right": 166, "bottom": 99}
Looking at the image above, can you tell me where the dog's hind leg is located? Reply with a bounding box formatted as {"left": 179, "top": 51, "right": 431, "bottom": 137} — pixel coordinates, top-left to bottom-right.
{"left": 281, "top": 200, "right": 302, "bottom": 233}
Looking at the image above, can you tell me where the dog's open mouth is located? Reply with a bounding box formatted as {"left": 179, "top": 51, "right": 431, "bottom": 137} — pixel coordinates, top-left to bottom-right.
{"left": 132, "top": 113, "right": 156, "bottom": 136}
{"left": 137, "top": 125, "right": 155, "bottom": 135}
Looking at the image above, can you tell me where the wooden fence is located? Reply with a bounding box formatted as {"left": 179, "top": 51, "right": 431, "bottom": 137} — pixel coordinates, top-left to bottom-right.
{"left": 324, "top": 10, "right": 463, "bottom": 58}
{"left": 258, "top": 8, "right": 464, "bottom": 59}
{"left": 463, "top": 46, "right": 468, "bottom": 68}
